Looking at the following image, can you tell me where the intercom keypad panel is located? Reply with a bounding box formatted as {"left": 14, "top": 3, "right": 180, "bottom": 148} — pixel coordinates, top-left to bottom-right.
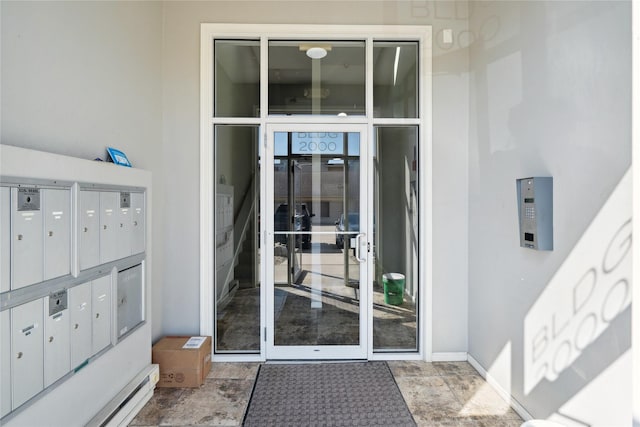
{"left": 517, "top": 177, "right": 553, "bottom": 251}
{"left": 525, "top": 206, "right": 535, "bottom": 219}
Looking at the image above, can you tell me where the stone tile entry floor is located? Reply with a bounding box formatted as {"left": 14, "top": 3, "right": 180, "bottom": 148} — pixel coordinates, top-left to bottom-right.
{"left": 129, "top": 361, "right": 523, "bottom": 427}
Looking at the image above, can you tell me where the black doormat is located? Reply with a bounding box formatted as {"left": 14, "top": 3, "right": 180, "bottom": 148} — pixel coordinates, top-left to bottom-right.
{"left": 243, "top": 362, "right": 416, "bottom": 427}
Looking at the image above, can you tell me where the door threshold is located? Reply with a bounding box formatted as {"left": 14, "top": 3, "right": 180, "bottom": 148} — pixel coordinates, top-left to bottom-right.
{"left": 265, "top": 359, "right": 368, "bottom": 364}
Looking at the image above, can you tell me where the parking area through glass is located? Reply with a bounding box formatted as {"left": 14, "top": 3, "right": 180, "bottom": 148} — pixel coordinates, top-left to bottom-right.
{"left": 272, "top": 131, "right": 362, "bottom": 346}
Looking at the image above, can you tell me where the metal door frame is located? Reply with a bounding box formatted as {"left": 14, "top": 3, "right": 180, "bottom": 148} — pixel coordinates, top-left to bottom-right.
{"left": 263, "top": 123, "right": 370, "bottom": 360}
{"left": 200, "top": 24, "right": 432, "bottom": 363}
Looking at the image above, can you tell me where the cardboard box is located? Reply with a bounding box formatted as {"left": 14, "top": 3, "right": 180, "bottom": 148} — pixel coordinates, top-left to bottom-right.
{"left": 152, "top": 336, "right": 211, "bottom": 388}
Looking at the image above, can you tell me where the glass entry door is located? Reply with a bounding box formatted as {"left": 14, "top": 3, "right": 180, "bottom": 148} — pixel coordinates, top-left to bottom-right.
{"left": 265, "top": 124, "right": 369, "bottom": 359}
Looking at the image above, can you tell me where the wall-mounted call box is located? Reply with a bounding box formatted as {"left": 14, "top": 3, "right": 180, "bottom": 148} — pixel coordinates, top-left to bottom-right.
{"left": 517, "top": 177, "right": 553, "bottom": 251}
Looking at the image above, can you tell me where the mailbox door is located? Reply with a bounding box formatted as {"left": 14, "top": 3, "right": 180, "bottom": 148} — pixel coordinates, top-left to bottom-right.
{"left": 1, "top": 187, "right": 10, "bottom": 293}
{"left": 130, "top": 192, "right": 145, "bottom": 255}
{"left": 116, "top": 193, "right": 132, "bottom": 259}
{"left": 1, "top": 310, "right": 11, "bottom": 417}
{"left": 11, "top": 188, "right": 43, "bottom": 289}
{"left": 69, "top": 282, "right": 92, "bottom": 368}
{"left": 79, "top": 191, "right": 100, "bottom": 270}
{"left": 11, "top": 298, "right": 44, "bottom": 409}
{"left": 92, "top": 275, "right": 112, "bottom": 354}
{"left": 117, "top": 265, "right": 143, "bottom": 338}
{"left": 43, "top": 189, "right": 71, "bottom": 281}
{"left": 99, "top": 192, "right": 119, "bottom": 264}
{"left": 44, "top": 303, "right": 70, "bottom": 387}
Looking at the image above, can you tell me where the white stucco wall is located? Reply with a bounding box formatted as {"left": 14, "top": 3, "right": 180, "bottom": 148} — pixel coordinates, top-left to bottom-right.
{"left": 467, "top": 1, "right": 632, "bottom": 424}
{"left": 160, "top": 1, "right": 471, "bottom": 353}
{"left": 0, "top": 0, "right": 165, "bottom": 340}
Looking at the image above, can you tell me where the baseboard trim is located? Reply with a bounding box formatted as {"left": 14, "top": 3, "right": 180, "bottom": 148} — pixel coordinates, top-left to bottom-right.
{"left": 467, "top": 354, "right": 533, "bottom": 421}
{"left": 431, "top": 352, "right": 468, "bottom": 362}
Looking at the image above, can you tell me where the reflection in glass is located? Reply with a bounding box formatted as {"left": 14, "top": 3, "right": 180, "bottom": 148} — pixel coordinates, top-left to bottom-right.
{"left": 273, "top": 243, "right": 361, "bottom": 346}
{"left": 272, "top": 131, "right": 361, "bottom": 346}
{"left": 373, "top": 127, "right": 419, "bottom": 351}
{"left": 373, "top": 42, "right": 418, "bottom": 118}
{"left": 268, "top": 41, "right": 365, "bottom": 116}
{"left": 214, "top": 125, "right": 261, "bottom": 352}
{"left": 215, "top": 40, "right": 260, "bottom": 117}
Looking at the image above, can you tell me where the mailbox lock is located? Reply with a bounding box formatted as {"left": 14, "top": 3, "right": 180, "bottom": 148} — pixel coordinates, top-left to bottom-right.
{"left": 48, "top": 231, "right": 54, "bottom": 237}
{"left": 49, "top": 336, "right": 54, "bottom": 343}
{"left": 120, "top": 223, "right": 123, "bottom": 228}
{"left": 96, "top": 313, "right": 100, "bottom": 319}
{"left": 74, "top": 323, "right": 79, "bottom": 330}
{"left": 16, "top": 352, "right": 23, "bottom": 359}
{"left": 134, "top": 221, "right": 138, "bottom": 226}
{"left": 103, "top": 225, "right": 107, "bottom": 230}
{"left": 83, "top": 227, "right": 88, "bottom": 232}
{"left": 17, "top": 234, "right": 23, "bottom": 241}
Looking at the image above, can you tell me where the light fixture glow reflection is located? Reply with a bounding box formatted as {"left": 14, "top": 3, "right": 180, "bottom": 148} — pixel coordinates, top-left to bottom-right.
{"left": 393, "top": 46, "right": 401, "bottom": 86}
{"left": 306, "top": 47, "right": 328, "bottom": 59}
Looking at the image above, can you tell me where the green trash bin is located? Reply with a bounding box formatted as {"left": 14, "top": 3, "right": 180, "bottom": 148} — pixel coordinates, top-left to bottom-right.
{"left": 382, "top": 273, "right": 405, "bottom": 305}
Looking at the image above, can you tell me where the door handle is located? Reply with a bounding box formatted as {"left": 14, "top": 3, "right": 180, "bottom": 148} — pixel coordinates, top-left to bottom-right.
{"left": 355, "top": 233, "right": 366, "bottom": 263}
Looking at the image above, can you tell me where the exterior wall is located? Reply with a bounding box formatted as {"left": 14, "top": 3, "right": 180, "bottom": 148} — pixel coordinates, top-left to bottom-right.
{"left": 467, "top": 1, "right": 632, "bottom": 424}
{"left": 0, "top": 0, "right": 165, "bottom": 339}
{"left": 162, "top": 0, "right": 471, "bottom": 353}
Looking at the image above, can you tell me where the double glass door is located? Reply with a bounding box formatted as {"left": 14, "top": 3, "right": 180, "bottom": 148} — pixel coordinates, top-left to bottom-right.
{"left": 265, "top": 124, "right": 369, "bottom": 359}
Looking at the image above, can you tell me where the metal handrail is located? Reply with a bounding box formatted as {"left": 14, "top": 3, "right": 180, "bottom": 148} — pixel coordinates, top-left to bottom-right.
{"left": 223, "top": 173, "right": 256, "bottom": 288}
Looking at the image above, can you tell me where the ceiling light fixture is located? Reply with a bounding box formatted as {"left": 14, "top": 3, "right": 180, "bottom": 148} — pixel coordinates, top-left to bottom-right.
{"left": 306, "top": 47, "right": 327, "bottom": 59}
{"left": 300, "top": 44, "right": 332, "bottom": 59}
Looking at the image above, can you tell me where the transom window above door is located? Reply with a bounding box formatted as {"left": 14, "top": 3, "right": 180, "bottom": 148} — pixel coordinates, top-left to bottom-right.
{"left": 213, "top": 38, "right": 419, "bottom": 118}
{"left": 268, "top": 40, "right": 365, "bottom": 116}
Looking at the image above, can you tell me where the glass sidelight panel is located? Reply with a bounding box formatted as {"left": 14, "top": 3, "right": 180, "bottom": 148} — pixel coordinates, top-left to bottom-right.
{"left": 214, "top": 125, "right": 261, "bottom": 353}
{"left": 373, "top": 42, "right": 418, "bottom": 118}
{"left": 215, "top": 40, "right": 260, "bottom": 117}
{"left": 373, "top": 127, "right": 419, "bottom": 351}
{"left": 271, "top": 131, "right": 363, "bottom": 348}
{"left": 268, "top": 41, "right": 365, "bottom": 116}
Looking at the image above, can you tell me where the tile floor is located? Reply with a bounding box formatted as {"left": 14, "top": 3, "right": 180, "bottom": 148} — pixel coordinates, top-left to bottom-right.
{"left": 130, "top": 361, "right": 523, "bottom": 426}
